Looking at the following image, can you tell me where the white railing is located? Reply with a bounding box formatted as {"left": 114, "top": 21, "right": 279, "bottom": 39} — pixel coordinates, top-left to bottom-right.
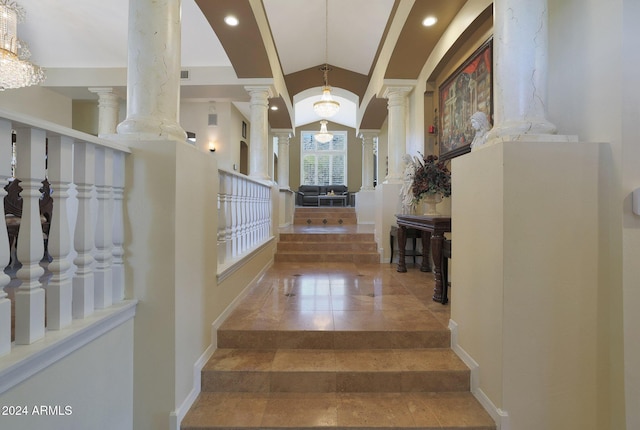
{"left": 217, "top": 169, "right": 272, "bottom": 276}
{"left": 0, "top": 109, "right": 130, "bottom": 356}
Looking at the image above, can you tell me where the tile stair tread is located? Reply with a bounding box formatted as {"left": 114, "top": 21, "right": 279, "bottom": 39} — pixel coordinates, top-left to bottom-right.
{"left": 203, "top": 348, "right": 469, "bottom": 372}
{"left": 181, "top": 391, "right": 496, "bottom": 430}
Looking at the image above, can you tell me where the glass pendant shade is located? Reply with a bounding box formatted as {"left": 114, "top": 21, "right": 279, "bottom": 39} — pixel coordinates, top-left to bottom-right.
{"left": 0, "top": 0, "right": 45, "bottom": 91}
{"left": 313, "top": 86, "right": 340, "bottom": 118}
{"left": 314, "top": 120, "right": 333, "bottom": 143}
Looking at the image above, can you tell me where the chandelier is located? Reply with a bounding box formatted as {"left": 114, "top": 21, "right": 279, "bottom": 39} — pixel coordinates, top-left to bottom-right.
{"left": 312, "top": 0, "right": 339, "bottom": 118}
{"left": 0, "top": 0, "right": 45, "bottom": 91}
{"left": 314, "top": 120, "right": 333, "bottom": 143}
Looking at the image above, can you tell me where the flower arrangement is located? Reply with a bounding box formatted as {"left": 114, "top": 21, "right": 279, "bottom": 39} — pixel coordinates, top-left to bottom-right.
{"left": 411, "top": 154, "right": 451, "bottom": 202}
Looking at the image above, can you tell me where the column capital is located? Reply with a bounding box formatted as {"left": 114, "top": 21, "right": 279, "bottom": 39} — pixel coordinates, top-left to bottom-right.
{"left": 358, "top": 130, "right": 379, "bottom": 142}
{"left": 381, "top": 82, "right": 415, "bottom": 100}
{"left": 273, "top": 129, "right": 292, "bottom": 141}
{"left": 245, "top": 85, "right": 275, "bottom": 101}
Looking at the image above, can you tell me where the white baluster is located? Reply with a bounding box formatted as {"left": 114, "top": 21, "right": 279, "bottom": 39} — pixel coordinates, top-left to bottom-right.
{"left": 224, "top": 174, "right": 233, "bottom": 263}
{"left": 46, "top": 136, "right": 74, "bottom": 330}
{"left": 231, "top": 177, "right": 239, "bottom": 257}
{"left": 217, "top": 173, "right": 227, "bottom": 265}
{"left": 14, "top": 127, "right": 46, "bottom": 345}
{"left": 0, "top": 120, "right": 13, "bottom": 355}
{"left": 72, "top": 142, "right": 95, "bottom": 319}
{"left": 111, "top": 151, "right": 125, "bottom": 302}
{"left": 94, "top": 147, "right": 113, "bottom": 308}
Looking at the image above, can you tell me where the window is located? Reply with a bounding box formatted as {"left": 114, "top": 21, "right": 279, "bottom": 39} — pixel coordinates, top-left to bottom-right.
{"left": 300, "top": 130, "right": 347, "bottom": 185}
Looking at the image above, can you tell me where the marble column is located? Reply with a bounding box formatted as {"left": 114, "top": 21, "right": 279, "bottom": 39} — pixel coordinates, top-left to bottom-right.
{"left": 274, "top": 131, "right": 292, "bottom": 189}
{"left": 382, "top": 86, "right": 413, "bottom": 183}
{"left": 116, "top": 0, "right": 186, "bottom": 142}
{"left": 359, "top": 130, "right": 377, "bottom": 191}
{"left": 89, "top": 88, "right": 120, "bottom": 137}
{"left": 487, "top": 0, "right": 557, "bottom": 141}
{"left": 245, "top": 86, "right": 274, "bottom": 181}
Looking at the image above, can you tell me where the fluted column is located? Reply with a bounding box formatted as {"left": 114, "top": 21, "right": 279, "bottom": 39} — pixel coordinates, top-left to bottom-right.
{"left": 274, "top": 131, "right": 291, "bottom": 189}
{"left": 14, "top": 127, "right": 46, "bottom": 345}
{"left": 488, "top": 0, "right": 557, "bottom": 141}
{"left": 116, "top": 0, "right": 186, "bottom": 142}
{"left": 0, "top": 120, "right": 12, "bottom": 355}
{"left": 46, "top": 136, "right": 74, "bottom": 330}
{"left": 89, "top": 87, "right": 120, "bottom": 137}
{"left": 245, "top": 86, "right": 274, "bottom": 181}
{"left": 383, "top": 86, "right": 413, "bottom": 183}
{"left": 359, "top": 130, "right": 377, "bottom": 191}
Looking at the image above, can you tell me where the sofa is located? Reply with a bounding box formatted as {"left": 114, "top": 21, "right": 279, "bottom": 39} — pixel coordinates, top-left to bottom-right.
{"left": 296, "top": 185, "right": 349, "bottom": 206}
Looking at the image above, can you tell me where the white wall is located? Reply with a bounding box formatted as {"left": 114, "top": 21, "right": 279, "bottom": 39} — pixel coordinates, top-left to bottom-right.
{"left": 547, "top": 0, "right": 635, "bottom": 428}
{"left": 0, "top": 320, "right": 134, "bottom": 430}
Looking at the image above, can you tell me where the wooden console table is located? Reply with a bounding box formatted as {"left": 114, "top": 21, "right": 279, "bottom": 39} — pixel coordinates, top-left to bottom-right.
{"left": 396, "top": 214, "right": 451, "bottom": 304}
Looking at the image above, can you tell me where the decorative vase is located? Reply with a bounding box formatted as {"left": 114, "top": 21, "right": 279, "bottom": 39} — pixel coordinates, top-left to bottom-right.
{"left": 422, "top": 194, "right": 443, "bottom": 216}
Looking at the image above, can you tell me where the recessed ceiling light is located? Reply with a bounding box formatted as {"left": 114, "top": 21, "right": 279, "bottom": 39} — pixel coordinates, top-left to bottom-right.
{"left": 270, "top": 106, "right": 278, "bottom": 111}
{"left": 224, "top": 15, "right": 239, "bottom": 26}
{"left": 422, "top": 16, "right": 437, "bottom": 27}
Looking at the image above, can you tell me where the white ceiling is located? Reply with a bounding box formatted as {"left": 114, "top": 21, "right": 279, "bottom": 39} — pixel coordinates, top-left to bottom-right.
{"left": 19, "top": 0, "right": 229, "bottom": 69}
{"left": 263, "top": 0, "right": 394, "bottom": 76}
{"left": 15, "top": 0, "right": 396, "bottom": 128}
{"left": 19, "top": 0, "right": 393, "bottom": 76}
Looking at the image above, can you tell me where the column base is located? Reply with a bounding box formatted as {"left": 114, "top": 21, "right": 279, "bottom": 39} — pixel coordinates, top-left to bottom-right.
{"left": 117, "top": 116, "right": 187, "bottom": 143}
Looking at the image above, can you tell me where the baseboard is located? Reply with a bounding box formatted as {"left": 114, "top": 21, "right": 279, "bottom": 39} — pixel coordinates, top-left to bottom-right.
{"left": 170, "top": 260, "right": 274, "bottom": 430}
{"left": 449, "top": 319, "right": 510, "bottom": 430}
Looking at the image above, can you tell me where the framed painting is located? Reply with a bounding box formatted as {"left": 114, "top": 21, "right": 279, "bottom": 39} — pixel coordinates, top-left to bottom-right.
{"left": 438, "top": 38, "right": 493, "bottom": 161}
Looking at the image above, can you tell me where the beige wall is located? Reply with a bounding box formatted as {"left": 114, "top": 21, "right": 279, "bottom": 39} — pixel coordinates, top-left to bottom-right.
{"left": 453, "top": 142, "right": 601, "bottom": 430}
{"left": 0, "top": 86, "right": 72, "bottom": 127}
{"left": 446, "top": 0, "right": 635, "bottom": 429}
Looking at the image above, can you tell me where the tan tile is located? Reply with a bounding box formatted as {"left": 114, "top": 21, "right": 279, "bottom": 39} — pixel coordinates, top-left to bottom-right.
{"left": 272, "top": 349, "right": 336, "bottom": 371}
{"left": 334, "top": 349, "right": 401, "bottom": 371}
{"left": 182, "top": 392, "right": 268, "bottom": 427}
{"left": 277, "top": 330, "right": 334, "bottom": 349}
{"left": 271, "top": 371, "right": 337, "bottom": 392}
{"left": 207, "top": 348, "right": 275, "bottom": 369}
{"left": 202, "top": 371, "right": 270, "bottom": 392}
{"left": 412, "top": 392, "right": 496, "bottom": 428}
{"left": 336, "top": 393, "right": 416, "bottom": 427}
{"left": 401, "top": 370, "right": 470, "bottom": 392}
{"left": 336, "top": 372, "right": 403, "bottom": 392}
{"left": 278, "top": 310, "right": 334, "bottom": 330}
{"left": 394, "top": 348, "right": 469, "bottom": 371}
{"left": 382, "top": 309, "right": 447, "bottom": 331}
{"left": 333, "top": 310, "right": 387, "bottom": 330}
{"left": 261, "top": 393, "right": 338, "bottom": 427}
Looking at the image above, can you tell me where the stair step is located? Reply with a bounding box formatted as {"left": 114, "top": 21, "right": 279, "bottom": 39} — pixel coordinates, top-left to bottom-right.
{"left": 202, "top": 348, "right": 469, "bottom": 393}
{"left": 181, "top": 391, "right": 496, "bottom": 430}
{"left": 217, "top": 329, "right": 450, "bottom": 350}
{"left": 294, "top": 217, "right": 357, "bottom": 225}
{"left": 279, "top": 232, "right": 375, "bottom": 242}
{"left": 274, "top": 252, "right": 380, "bottom": 264}
{"left": 277, "top": 242, "right": 377, "bottom": 252}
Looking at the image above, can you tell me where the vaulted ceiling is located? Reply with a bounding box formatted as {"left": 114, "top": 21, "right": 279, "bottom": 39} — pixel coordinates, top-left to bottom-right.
{"left": 16, "top": 0, "right": 489, "bottom": 132}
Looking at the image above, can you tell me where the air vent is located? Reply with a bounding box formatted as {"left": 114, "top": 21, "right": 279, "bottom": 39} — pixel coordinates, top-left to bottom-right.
{"left": 208, "top": 114, "right": 218, "bottom": 126}
{"left": 180, "top": 69, "right": 190, "bottom": 80}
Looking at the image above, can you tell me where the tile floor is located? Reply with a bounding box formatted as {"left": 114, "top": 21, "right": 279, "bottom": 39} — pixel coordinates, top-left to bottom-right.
{"left": 182, "top": 252, "right": 496, "bottom": 429}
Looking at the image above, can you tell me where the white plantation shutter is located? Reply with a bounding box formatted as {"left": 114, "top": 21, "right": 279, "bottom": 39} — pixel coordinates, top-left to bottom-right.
{"left": 300, "top": 131, "right": 347, "bottom": 185}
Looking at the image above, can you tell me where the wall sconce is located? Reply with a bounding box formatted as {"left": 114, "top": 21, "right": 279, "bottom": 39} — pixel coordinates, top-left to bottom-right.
{"left": 208, "top": 141, "right": 216, "bottom": 152}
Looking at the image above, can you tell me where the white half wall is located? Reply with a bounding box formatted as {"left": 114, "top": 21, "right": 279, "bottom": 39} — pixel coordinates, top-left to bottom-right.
{"left": 451, "top": 141, "right": 601, "bottom": 430}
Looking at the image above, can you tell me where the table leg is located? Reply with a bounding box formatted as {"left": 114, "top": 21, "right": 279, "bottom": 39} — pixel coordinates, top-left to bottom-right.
{"left": 420, "top": 231, "right": 431, "bottom": 272}
{"left": 396, "top": 226, "right": 407, "bottom": 273}
{"left": 430, "top": 231, "right": 447, "bottom": 304}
